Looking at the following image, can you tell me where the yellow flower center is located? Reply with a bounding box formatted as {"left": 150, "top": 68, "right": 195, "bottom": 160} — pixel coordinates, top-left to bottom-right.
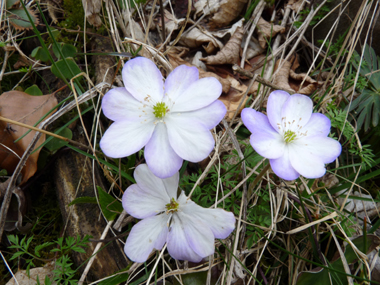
{"left": 284, "top": 130, "right": 297, "bottom": 143}
{"left": 153, "top": 102, "right": 168, "bottom": 119}
{"left": 165, "top": 198, "right": 179, "bottom": 213}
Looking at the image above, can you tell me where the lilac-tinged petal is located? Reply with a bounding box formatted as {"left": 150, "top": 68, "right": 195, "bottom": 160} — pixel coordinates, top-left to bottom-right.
{"left": 133, "top": 164, "right": 177, "bottom": 202}
{"left": 167, "top": 215, "right": 206, "bottom": 262}
{"left": 178, "top": 193, "right": 235, "bottom": 239}
{"left": 175, "top": 100, "right": 226, "bottom": 129}
{"left": 171, "top": 77, "right": 222, "bottom": 112}
{"left": 124, "top": 214, "right": 169, "bottom": 263}
{"left": 281, "top": 94, "right": 313, "bottom": 131}
{"left": 102, "top": 88, "right": 149, "bottom": 122}
{"left": 267, "top": 90, "right": 290, "bottom": 130}
{"left": 122, "top": 57, "right": 164, "bottom": 102}
{"left": 302, "top": 113, "right": 331, "bottom": 137}
{"left": 166, "top": 115, "right": 215, "bottom": 162}
{"left": 288, "top": 143, "right": 326, "bottom": 179}
{"left": 122, "top": 184, "right": 167, "bottom": 219}
{"left": 241, "top": 108, "right": 279, "bottom": 134}
{"left": 165, "top": 65, "right": 199, "bottom": 102}
{"left": 295, "top": 136, "right": 342, "bottom": 164}
{"left": 249, "top": 131, "right": 285, "bottom": 160}
{"left": 270, "top": 149, "right": 300, "bottom": 180}
{"left": 100, "top": 120, "right": 155, "bottom": 158}
{"left": 145, "top": 123, "right": 183, "bottom": 179}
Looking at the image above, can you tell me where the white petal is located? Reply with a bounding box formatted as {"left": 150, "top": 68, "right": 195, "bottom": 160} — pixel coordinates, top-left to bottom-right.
{"left": 288, "top": 142, "right": 326, "bottom": 179}
{"left": 144, "top": 123, "right": 183, "bottom": 179}
{"left": 301, "top": 113, "right": 331, "bottom": 137}
{"left": 100, "top": 119, "right": 155, "bottom": 158}
{"left": 122, "top": 184, "right": 167, "bottom": 219}
{"left": 267, "top": 90, "right": 290, "bottom": 130}
{"left": 175, "top": 100, "right": 226, "bottom": 129}
{"left": 134, "top": 164, "right": 178, "bottom": 202}
{"left": 167, "top": 214, "right": 208, "bottom": 262}
{"left": 270, "top": 149, "right": 300, "bottom": 180}
{"left": 178, "top": 193, "right": 235, "bottom": 239}
{"left": 124, "top": 214, "right": 169, "bottom": 263}
{"left": 165, "top": 65, "right": 199, "bottom": 102}
{"left": 102, "top": 87, "right": 148, "bottom": 122}
{"left": 166, "top": 114, "right": 215, "bottom": 162}
{"left": 295, "top": 136, "right": 341, "bottom": 164}
{"left": 172, "top": 77, "right": 222, "bottom": 112}
{"left": 281, "top": 94, "right": 313, "bottom": 132}
{"left": 122, "top": 57, "right": 164, "bottom": 103}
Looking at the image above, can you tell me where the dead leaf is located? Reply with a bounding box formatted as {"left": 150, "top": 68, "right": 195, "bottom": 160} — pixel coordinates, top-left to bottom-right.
{"left": 289, "top": 69, "right": 323, "bottom": 94}
{"left": 287, "top": 0, "right": 306, "bottom": 13}
{"left": 210, "top": 0, "right": 248, "bottom": 29}
{"left": 6, "top": 261, "right": 57, "bottom": 285}
{"left": 167, "top": 50, "right": 231, "bottom": 93}
{"left": 179, "top": 27, "right": 224, "bottom": 52}
{"left": 273, "top": 59, "right": 295, "bottom": 92}
{"left": 82, "top": 0, "right": 102, "bottom": 27}
{"left": 257, "top": 17, "right": 285, "bottom": 49}
{"left": 0, "top": 91, "right": 58, "bottom": 184}
{"left": 219, "top": 76, "right": 258, "bottom": 120}
{"left": 194, "top": 0, "right": 220, "bottom": 18}
{"left": 201, "top": 26, "right": 244, "bottom": 65}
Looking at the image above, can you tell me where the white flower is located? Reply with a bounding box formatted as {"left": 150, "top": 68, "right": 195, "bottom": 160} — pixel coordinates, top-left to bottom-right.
{"left": 100, "top": 57, "right": 226, "bottom": 179}
{"left": 122, "top": 164, "right": 236, "bottom": 263}
{"left": 241, "top": 91, "right": 342, "bottom": 180}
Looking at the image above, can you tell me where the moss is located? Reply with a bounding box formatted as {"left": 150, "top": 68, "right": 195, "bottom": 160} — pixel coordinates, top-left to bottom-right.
{"left": 58, "top": 0, "right": 85, "bottom": 30}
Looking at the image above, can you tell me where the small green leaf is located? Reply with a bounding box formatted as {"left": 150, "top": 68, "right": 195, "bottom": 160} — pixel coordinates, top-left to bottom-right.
{"left": 61, "top": 44, "right": 77, "bottom": 58}
{"left": 68, "top": 196, "right": 97, "bottom": 206}
{"left": 44, "top": 127, "right": 73, "bottom": 152}
{"left": 31, "top": 46, "right": 50, "bottom": 62}
{"left": 97, "top": 186, "right": 123, "bottom": 221}
{"left": 10, "top": 251, "right": 24, "bottom": 260}
{"left": 7, "top": 8, "right": 38, "bottom": 30}
{"left": 98, "top": 272, "right": 130, "bottom": 285}
{"left": 0, "top": 169, "right": 7, "bottom": 176}
{"left": 25, "top": 84, "right": 43, "bottom": 96}
{"left": 51, "top": 58, "right": 82, "bottom": 81}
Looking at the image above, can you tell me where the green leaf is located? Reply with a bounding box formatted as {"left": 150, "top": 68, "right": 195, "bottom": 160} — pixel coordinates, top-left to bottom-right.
{"left": 51, "top": 58, "right": 82, "bottom": 81}
{"left": 31, "top": 46, "right": 50, "bottom": 62}
{"left": 61, "top": 44, "right": 77, "bottom": 58}
{"left": 97, "top": 186, "right": 123, "bottom": 221}
{"left": 0, "top": 169, "right": 7, "bottom": 176}
{"left": 98, "top": 272, "right": 130, "bottom": 285}
{"left": 25, "top": 84, "right": 43, "bottom": 96}
{"left": 10, "top": 251, "right": 24, "bottom": 260}
{"left": 7, "top": 8, "right": 39, "bottom": 29}
{"left": 44, "top": 127, "right": 73, "bottom": 152}
{"left": 68, "top": 196, "right": 97, "bottom": 206}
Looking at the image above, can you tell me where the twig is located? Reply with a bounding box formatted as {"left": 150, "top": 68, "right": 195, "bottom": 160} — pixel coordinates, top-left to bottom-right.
{"left": 232, "top": 64, "right": 295, "bottom": 94}
{"left": 159, "top": 0, "right": 166, "bottom": 52}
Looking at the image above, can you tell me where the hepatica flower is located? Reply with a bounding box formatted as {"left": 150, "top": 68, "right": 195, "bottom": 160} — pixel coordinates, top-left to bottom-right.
{"left": 122, "top": 164, "right": 235, "bottom": 263}
{"left": 100, "top": 57, "right": 226, "bottom": 179}
{"left": 241, "top": 91, "right": 341, "bottom": 180}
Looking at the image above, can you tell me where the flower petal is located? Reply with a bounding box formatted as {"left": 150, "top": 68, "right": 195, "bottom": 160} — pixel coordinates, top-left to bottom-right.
{"left": 281, "top": 94, "right": 313, "bottom": 132}
{"left": 301, "top": 113, "right": 331, "bottom": 137}
{"left": 165, "top": 65, "right": 199, "bottom": 102}
{"left": 134, "top": 164, "right": 178, "bottom": 202}
{"left": 102, "top": 87, "right": 148, "bottom": 122}
{"left": 122, "top": 184, "right": 166, "bottom": 219}
{"left": 166, "top": 115, "right": 215, "bottom": 162}
{"left": 270, "top": 149, "right": 300, "bottom": 180}
{"left": 295, "top": 136, "right": 341, "bottom": 164}
{"left": 174, "top": 100, "right": 226, "bottom": 130}
{"left": 144, "top": 123, "right": 183, "bottom": 179}
{"left": 242, "top": 108, "right": 279, "bottom": 134}
{"left": 122, "top": 57, "right": 164, "bottom": 102}
{"left": 288, "top": 142, "right": 326, "bottom": 179}
{"left": 171, "top": 77, "right": 222, "bottom": 112}
{"left": 178, "top": 193, "right": 235, "bottom": 239}
{"left": 100, "top": 119, "right": 155, "bottom": 158}
{"left": 167, "top": 214, "right": 213, "bottom": 262}
{"left": 124, "top": 214, "right": 169, "bottom": 263}
{"left": 267, "top": 90, "right": 290, "bottom": 130}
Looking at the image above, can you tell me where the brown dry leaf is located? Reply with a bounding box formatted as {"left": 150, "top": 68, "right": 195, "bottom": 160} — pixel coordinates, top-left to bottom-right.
{"left": 194, "top": 0, "right": 220, "bottom": 18}
{"left": 287, "top": 0, "right": 306, "bottom": 13}
{"left": 0, "top": 91, "right": 58, "bottom": 184}
{"left": 273, "top": 59, "right": 295, "bottom": 92}
{"left": 82, "top": 0, "right": 102, "bottom": 27}
{"left": 47, "top": 0, "right": 59, "bottom": 24}
{"left": 201, "top": 26, "right": 244, "bottom": 65}
{"left": 257, "top": 18, "right": 285, "bottom": 49}
{"left": 167, "top": 49, "right": 231, "bottom": 93}
{"left": 289, "top": 69, "right": 323, "bottom": 94}
{"left": 6, "top": 261, "right": 57, "bottom": 285}
{"left": 209, "top": 0, "right": 248, "bottom": 29}
{"left": 179, "top": 27, "right": 223, "bottom": 53}
{"left": 219, "top": 76, "right": 258, "bottom": 120}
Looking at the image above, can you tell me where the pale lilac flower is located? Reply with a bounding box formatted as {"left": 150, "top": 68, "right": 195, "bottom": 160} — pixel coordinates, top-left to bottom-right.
{"left": 100, "top": 57, "right": 226, "bottom": 179}
{"left": 241, "top": 91, "right": 342, "bottom": 180}
{"left": 122, "top": 164, "right": 235, "bottom": 263}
